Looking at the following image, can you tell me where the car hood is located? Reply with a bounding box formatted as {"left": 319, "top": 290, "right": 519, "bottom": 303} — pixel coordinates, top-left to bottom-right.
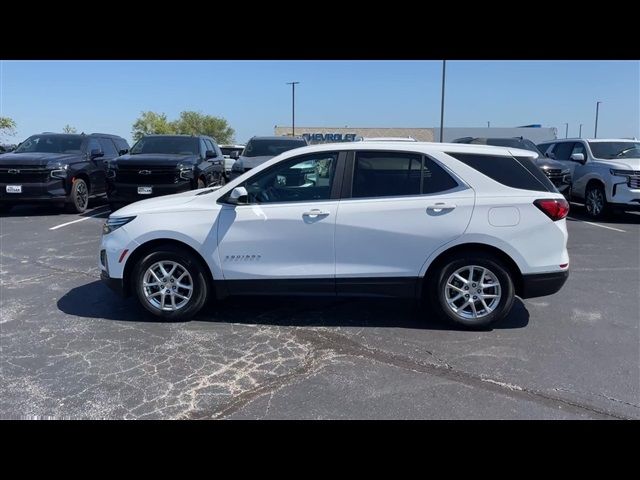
{"left": 116, "top": 153, "right": 198, "bottom": 167}
{"left": 112, "top": 187, "right": 222, "bottom": 216}
{"left": 237, "top": 155, "right": 274, "bottom": 169}
{"left": 595, "top": 157, "right": 640, "bottom": 171}
{"left": 534, "top": 157, "right": 567, "bottom": 171}
{"left": 0, "top": 152, "right": 80, "bottom": 167}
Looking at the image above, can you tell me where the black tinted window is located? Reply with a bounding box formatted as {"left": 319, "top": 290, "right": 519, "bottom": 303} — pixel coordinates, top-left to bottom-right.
{"left": 98, "top": 138, "right": 118, "bottom": 157}
{"left": 353, "top": 152, "right": 421, "bottom": 198}
{"left": 87, "top": 138, "right": 102, "bottom": 154}
{"left": 114, "top": 138, "right": 129, "bottom": 153}
{"left": 447, "top": 153, "right": 552, "bottom": 192}
{"left": 423, "top": 157, "right": 459, "bottom": 194}
{"left": 244, "top": 139, "right": 307, "bottom": 157}
{"left": 551, "top": 142, "right": 574, "bottom": 160}
{"left": 14, "top": 135, "right": 83, "bottom": 154}
{"left": 130, "top": 137, "right": 199, "bottom": 155}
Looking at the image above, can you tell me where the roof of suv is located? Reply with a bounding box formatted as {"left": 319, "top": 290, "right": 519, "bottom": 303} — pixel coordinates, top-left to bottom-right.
{"left": 248, "top": 136, "right": 307, "bottom": 142}
{"left": 269, "top": 140, "right": 537, "bottom": 159}
{"left": 544, "top": 138, "right": 638, "bottom": 143}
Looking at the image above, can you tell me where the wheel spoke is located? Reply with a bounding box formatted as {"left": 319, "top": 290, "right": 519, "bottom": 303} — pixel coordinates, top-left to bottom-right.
{"left": 167, "top": 263, "right": 178, "bottom": 278}
{"left": 447, "top": 283, "right": 466, "bottom": 294}
{"left": 176, "top": 282, "right": 192, "bottom": 290}
{"left": 453, "top": 273, "right": 468, "bottom": 284}
{"left": 469, "top": 299, "right": 478, "bottom": 318}
{"left": 449, "top": 293, "right": 464, "bottom": 303}
{"left": 143, "top": 281, "right": 161, "bottom": 288}
{"left": 158, "top": 263, "right": 169, "bottom": 278}
{"left": 171, "top": 294, "right": 177, "bottom": 309}
{"left": 150, "top": 269, "right": 162, "bottom": 283}
{"left": 480, "top": 297, "right": 491, "bottom": 313}
{"left": 481, "top": 293, "right": 499, "bottom": 299}
{"left": 174, "top": 292, "right": 190, "bottom": 300}
{"left": 148, "top": 291, "right": 162, "bottom": 298}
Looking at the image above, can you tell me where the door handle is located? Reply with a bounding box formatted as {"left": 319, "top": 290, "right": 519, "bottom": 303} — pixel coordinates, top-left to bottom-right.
{"left": 427, "top": 203, "right": 456, "bottom": 212}
{"left": 303, "top": 209, "right": 330, "bottom": 217}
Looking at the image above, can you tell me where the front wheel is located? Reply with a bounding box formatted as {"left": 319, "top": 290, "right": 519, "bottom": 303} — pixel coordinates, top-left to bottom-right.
{"left": 584, "top": 183, "right": 609, "bottom": 219}
{"left": 133, "top": 245, "right": 209, "bottom": 321}
{"left": 429, "top": 255, "right": 515, "bottom": 329}
{"left": 66, "top": 178, "right": 89, "bottom": 213}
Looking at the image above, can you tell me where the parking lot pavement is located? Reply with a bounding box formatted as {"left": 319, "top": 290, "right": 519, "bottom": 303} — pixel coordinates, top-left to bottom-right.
{"left": 1, "top": 203, "right": 638, "bottom": 419}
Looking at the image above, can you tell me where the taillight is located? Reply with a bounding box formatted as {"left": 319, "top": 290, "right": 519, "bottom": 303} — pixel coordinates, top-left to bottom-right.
{"left": 534, "top": 198, "right": 570, "bottom": 221}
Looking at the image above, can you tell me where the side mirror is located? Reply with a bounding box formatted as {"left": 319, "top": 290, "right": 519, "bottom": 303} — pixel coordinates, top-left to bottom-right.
{"left": 205, "top": 150, "right": 216, "bottom": 159}
{"left": 227, "top": 186, "right": 248, "bottom": 205}
{"left": 90, "top": 148, "right": 104, "bottom": 159}
{"left": 230, "top": 151, "right": 240, "bottom": 160}
{"left": 118, "top": 149, "right": 129, "bottom": 155}
{"left": 570, "top": 153, "right": 585, "bottom": 163}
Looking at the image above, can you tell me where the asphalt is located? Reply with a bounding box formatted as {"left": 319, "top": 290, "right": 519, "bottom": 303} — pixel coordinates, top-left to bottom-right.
{"left": 0, "top": 199, "right": 638, "bottom": 419}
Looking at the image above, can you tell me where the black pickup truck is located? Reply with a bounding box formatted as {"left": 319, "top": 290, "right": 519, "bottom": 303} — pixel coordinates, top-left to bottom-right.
{"left": 0, "top": 132, "right": 129, "bottom": 213}
{"left": 105, "top": 134, "right": 225, "bottom": 210}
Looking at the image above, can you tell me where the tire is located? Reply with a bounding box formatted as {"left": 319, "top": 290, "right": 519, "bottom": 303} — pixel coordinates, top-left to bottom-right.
{"left": 428, "top": 254, "right": 515, "bottom": 329}
{"left": 66, "top": 178, "right": 89, "bottom": 213}
{"left": 132, "top": 244, "right": 209, "bottom": 321}
{"left": 584, "top": 183, "right": 609, "bottom": 219}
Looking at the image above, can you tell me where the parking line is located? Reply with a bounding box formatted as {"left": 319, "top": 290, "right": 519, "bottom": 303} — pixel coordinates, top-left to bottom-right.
{"left": 49, "top": 207, "right": 110, "bottom": 231}
{"left": 567, "top": 217, "right": 627, "bottom": 233}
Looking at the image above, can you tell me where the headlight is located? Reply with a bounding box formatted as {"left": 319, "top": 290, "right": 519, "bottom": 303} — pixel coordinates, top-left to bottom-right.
{"left": 177, "top": 163, "right": 195, "bottom": 180}
{"left": 102, "top": 216, "right": 135, "bottom": 235}
{"left": 231, "top": 160, "right": 244, "bottom": 173}
{"left": 46, "top": 161, "right": 68, "bottom": 179}
{"left": 610, "top": 169, "right": 636, "bottom": 177}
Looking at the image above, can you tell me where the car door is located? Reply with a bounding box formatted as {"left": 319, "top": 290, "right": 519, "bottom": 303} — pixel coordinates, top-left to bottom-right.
{"left": 567, "top": 141, "right": 589, "bottom": 197}
{"left": 96, "top": 138, "right": 119, "bottom": 194}
{"left": 85, "top": 138, "right": 105, "bottom": 193}
{"left": 334, "top": 150, "right": 475, "bottom": 295}
{"left": 216, "top": 151, "right": 344, "bottom": 295}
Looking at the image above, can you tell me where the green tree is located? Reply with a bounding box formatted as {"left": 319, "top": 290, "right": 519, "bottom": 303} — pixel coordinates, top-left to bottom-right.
{"left": 0, "top": 116, "right": 17, "bottom": 139}
{"left": 62, "top": 124, "right": 77, "bottom": 133}
{"left": 131, "top": 111, "right": 176, "bottom": 142}
{"left": 170, "top": 111, "right": 235, "bottom": 144}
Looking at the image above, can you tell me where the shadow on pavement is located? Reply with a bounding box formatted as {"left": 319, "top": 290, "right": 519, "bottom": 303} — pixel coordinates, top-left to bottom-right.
{"left": 1, "top": 196, "right": 110, "bottom": 218}
{"left": 58, "top": 280, "right": 530, "bottom": 331}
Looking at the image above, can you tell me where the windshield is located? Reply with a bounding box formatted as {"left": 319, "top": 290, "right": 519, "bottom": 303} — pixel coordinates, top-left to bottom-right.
{"left": 243, "top": 139, "right": 307, "bottom": 158}
{"left": 14, "top": 135, "right": 83, "bottom": 154}
{"left": 130, "top": 136, "right": 199, "bottom": 155}
{"left": 588, "top": 141, "right": 640, "bottom": 159}
{"left": 484, "top": 138, "right": 543, "bottom": 156}
{"left": 221, "top": 147, "right": 243, "bottom": 156}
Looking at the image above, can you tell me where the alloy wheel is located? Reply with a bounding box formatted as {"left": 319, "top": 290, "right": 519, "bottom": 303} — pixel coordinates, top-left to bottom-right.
{"left": 142, "top": 260, "right": 193, "bottom": 311}
{"left": 444, "top": 265, "right": 502, "bottom": 320}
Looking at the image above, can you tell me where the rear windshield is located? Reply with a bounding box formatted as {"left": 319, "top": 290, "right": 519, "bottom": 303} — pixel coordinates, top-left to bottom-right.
{"left": 221, "top": 147, "right": 243, "bottom": 156}
{"left": 14, "top": 135, "right": 83, "bottom": 154}
{"left": 130, "top": 137, "right": 199, "bottom": 155}
{"left": 243, "top": 139, "right": 307, "bottom": 157}
{"left": 447, "top": 152, "right": 554, "bottom": 192}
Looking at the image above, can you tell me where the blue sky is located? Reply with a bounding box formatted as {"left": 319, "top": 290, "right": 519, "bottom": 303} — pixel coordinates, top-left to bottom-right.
{"left": 1, "top": 60, "right": 638, "bottom": 145}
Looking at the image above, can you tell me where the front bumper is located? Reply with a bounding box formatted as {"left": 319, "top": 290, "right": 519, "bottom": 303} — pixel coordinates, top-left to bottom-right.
{"left": 521, "top": 270, "right": 569, "bottom": 299}
{"left": 107, "top": 180, "right": 193, "bottom": 203}
{"left": 101, "top": 271, "right": 126, "bottom": 297}
{"left": 610, "top": 180, "right": 640, "bottom": 208}
{"left": 0, "top": 179, "right": 68, "bottom": 203}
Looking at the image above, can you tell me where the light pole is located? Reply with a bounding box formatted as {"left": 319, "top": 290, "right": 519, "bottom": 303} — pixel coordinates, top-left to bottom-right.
{"left": 439, "top": 60, "right": 446, "bottom": 142}
{"left": 564, "top": 123, "right": 569, "bottom": 138}
{"left": 286, "top": 81, "right": 300, "bottom": 136}
{"left": 487, "top": 121, "right": 490, "bottom": 128}
{"left": 594, "top": 101, "right": 602, "bottom": 138}
{"left": 579, "top": 123, "right": 583, "bottom": 138}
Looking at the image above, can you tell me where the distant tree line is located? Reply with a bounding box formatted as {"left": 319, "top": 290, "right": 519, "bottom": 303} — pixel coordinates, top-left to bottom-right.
{"left": 131, "top": 111, "right": 235, "bottom": 143}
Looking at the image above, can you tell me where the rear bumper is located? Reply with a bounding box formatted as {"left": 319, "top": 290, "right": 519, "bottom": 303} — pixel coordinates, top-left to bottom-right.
{"left": 101, "top": 271, "right": 126, "bottom": 297}
{"left": 521, "top": 270, "right": 569, "bottom": 299}
{"left": 107, "top": 181, "right": 192, "bottom": 203}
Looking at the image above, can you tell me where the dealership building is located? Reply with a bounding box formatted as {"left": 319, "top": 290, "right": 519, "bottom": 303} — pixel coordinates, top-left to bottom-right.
{"left": 274, "top": 125, "right": 558, "bottom": 144}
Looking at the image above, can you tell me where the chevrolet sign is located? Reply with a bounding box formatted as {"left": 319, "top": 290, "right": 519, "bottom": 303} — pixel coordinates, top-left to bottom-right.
{"left": 302, "top": 133, "right": 357, "bottom": 143}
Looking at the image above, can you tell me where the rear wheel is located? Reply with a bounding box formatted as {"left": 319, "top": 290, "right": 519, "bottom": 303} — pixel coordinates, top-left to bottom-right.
{"left": 66, "top": 178, "right": 89, "bottom": 213}
{"left": 132, "top": 245, "right": 209, "bottom": 321}
{"left": 584, "top": 183, "right": 609, "bottom": 219}
{"left": 428, "top": 254, "right": 515, "bottom": 329}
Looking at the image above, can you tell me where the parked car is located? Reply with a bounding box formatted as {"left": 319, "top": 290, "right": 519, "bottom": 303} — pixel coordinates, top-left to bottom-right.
{"left": 0, "top": 132, "right": 129, "bottom": 213}
{"left": 453, "top": 137, "right": 572, "bottom": 199}
{"left": 106, "top": 134, "right": 225, "bottom": 211}
{"left": 537, "top": 138, "right": 640, "bottom": 218}
{"left": 100, "top": 141, "right": 569, "bottom": 328}
{"left": 229, "top": 136, "right": 308, "bottom": 180}
{"left": 215, "top": 144, "right": 245, "bottom": 184}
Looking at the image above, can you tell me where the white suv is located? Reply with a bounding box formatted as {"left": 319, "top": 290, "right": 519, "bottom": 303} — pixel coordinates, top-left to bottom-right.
{"left": 99, "top": 142, "right": 570, "bottom": 328}
{"left": 537, "top": 138, "right": 640, "bottom": 218}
